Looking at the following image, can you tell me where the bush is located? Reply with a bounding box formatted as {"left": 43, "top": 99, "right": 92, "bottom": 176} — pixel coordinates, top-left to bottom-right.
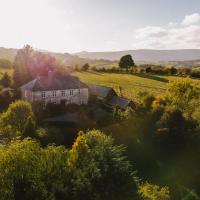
{"left": 0, "top": 100, "right": 35, "bottom": 139}
{"left": 0, "top": 130, "right": 139, "bottom": 200}
{"left": 138, "top": 182, "right": 170, "bottom": 200}
{"left": 0, "top": 72, "right": 11, "bottom": 87}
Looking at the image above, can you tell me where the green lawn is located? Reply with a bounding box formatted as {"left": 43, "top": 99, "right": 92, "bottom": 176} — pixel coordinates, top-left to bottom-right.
{"left": 74, "top": 71, "right": 199, "bottom": 100}
{"left": 89, "top": 61, "right": 118, "bottom": 69}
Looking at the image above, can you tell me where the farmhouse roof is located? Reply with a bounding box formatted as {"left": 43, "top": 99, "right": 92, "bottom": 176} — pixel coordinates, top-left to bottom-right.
{"left": 21, "top": 72, "right": 88, "bottom": 91}
{"left": 107, "top": 96, "right": 133, "bottom": 109}
{"left": 87, "top": 84, "right": 117, "bottom": 98}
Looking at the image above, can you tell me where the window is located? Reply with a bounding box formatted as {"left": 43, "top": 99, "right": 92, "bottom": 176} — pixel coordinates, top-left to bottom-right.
{"left": 61, "top": 90, "right": 65, "bottom": 96}
{"left": 42, "top": 102, "right": 46, "bottom": 109}
{"left": 70, "top": 90, "right": 73, "bottom": 95}
{"left": 41, "top": 91, "right": 45, "bottom": 99}
{"left": 52, "top": 91, "right": 56, "bottom": 97}
{"left": 78, "top": 89, "right": 81, "bottom": 94}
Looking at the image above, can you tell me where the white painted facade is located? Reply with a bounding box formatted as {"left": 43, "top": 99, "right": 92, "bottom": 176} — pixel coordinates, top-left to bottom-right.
{"left": 22, "top": 88, "right": 89, "bottom": 105}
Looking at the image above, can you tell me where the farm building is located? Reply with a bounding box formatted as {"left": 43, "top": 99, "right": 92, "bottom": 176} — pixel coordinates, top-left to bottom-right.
{"left": 21, "top": 72, "right": 134, "bottom": 110}
{"left": 20, "top": 71, "right": 89, "bottom": 106}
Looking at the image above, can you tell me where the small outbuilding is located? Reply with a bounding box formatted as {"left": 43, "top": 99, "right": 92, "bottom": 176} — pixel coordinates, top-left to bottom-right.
{"left": 88, "top": 83, "right": 135, "bottom": 110}
{"left": 87, "top": 84, "right": 117, "bottom": 101}
{"left": 107, "top": 96, "right": 135, "bottom": 110}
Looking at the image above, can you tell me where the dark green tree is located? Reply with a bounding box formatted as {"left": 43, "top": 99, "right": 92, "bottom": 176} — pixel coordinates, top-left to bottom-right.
{"left": 119, "top": 55, "right": 135, "bottom": 71}
{"left": 169, "top": 67, "right": 177, "bottom": 75}
{"left": 82, "top": 63, "right": 90, "bottom": 71}
{"left": 0, "top": 88, "right": 13, "bottom": 111}
{"left": 145, "top": 67, "right": 152, "bottom": 73}
{"left": 0, "top": 72, "right": 11, "bottom": 87}
{"left": 0, "top": 130, "right": 139, "bottom": 200}
{"left": 68, "top": 130, "right": 138, "bottom": 199}
{"left": 156, "top": 107, "right": 197, "bottom": 150}
{"left": 23, "top": 116, "right": 36, "bottom": 138}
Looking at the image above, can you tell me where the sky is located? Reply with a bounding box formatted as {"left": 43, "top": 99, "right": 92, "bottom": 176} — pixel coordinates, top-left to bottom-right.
{"left": 0, "top": 0, "right": 200, "bottom": 52}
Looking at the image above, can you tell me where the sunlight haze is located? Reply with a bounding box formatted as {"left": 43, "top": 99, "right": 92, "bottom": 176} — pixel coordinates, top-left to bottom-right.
{"left": 0, "top": 0, "right": 200, "bottom": 52}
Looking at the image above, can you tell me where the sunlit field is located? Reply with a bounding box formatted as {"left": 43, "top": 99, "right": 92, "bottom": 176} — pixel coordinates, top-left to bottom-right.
{"left": 74, "top": 71, "right": 200, "bottom": 100}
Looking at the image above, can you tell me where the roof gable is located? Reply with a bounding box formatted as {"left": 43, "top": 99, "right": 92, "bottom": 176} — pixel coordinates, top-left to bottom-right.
{"left": 107, "top": 96, "right": 133, "bottom": 109}
{"left": 21, "top": 73, "right": 88, "bottom": 91}
{"left": 88, "top": 84, "right": 116, "bottom": 98}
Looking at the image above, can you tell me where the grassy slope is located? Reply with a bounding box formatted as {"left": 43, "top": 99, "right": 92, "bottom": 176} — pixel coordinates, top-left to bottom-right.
{"left": 74, "top": 71, "right": 200, "bottom": 100}
{"left": 1, "top": 69, "right": 199, "bottom": 100}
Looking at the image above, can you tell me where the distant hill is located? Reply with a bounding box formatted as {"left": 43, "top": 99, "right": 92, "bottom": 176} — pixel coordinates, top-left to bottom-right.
{"left": 74, "top": 49, "right": 200, "bottom": 62}
{"left": 0, "top": 47, "right": 90, "bottom": 66}
{"left": 1, "top": 47, "right": 200, "bottom": 67}
{"left": 0, "top": 47, "right": 18, "bottom": 61}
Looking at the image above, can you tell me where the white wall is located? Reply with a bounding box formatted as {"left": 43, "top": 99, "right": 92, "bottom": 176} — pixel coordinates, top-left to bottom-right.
{"left": 22, "top": 88, "right": 89, "bottom": 105}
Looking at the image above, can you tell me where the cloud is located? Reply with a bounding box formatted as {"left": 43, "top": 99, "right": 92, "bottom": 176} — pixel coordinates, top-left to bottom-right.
{"left": 136, "top": 26, "right": 168, "bottom": 39}
{"left": 181, "top": 13, "right": 200, "bottom": 26}
{"left": 168, "top": 22, "right": 178, "bottom": 27}
{"left": 133, "top": 13, "right": 200, "bottom": 49}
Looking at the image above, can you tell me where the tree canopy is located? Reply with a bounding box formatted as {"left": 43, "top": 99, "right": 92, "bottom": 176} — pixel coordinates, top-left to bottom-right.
{"left": 0, "top": 72, "right": 11, "bottom": 87}
{"left": 119, "top": 55, "right": 135, "bottom": 70}
{"left": 13, "top": 45, "right": 60, "bottom": 87}
{"left": 0, "top": 130, "right": 139, "bottom": 200}
{"left": 0, "top": 100, "right": 35, "bottom": 139}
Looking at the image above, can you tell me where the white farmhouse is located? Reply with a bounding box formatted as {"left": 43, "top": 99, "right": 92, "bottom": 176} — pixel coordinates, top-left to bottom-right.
{"left": 20, "top": 71, "right": 89, "bottom": 106}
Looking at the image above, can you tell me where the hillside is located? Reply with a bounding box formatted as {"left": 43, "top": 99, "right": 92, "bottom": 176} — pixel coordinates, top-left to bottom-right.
{"left": 73, "top": 72, "right": 200, "bottom": 100}
{"left": 0, "top": 47, "right": 90, "bottom": 66}
{"left": 74, "top": 49, "right": 200, "bottom": 62}
{"left": 1, "top": 47, "right": 200, "bottom": 67}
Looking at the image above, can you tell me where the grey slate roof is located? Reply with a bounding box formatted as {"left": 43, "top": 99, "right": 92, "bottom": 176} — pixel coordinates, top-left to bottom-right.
{"left": 87, "top": 84, "right": 116, "bottom": 98}
{"left": 107, "top": 96, "right": 133, "bottom": 109}
{"left": 21, "top": 73, "right": 88, "bottom": 91}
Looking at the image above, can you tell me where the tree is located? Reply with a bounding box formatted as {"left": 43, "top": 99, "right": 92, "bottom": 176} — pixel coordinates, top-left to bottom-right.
{"left": 156, "top": 107, "right": 196, "bottom": 150}
{"left": 167, "top": 78, "right": 200, "bottom": 118}
{"left": 145, "top": 67, "right": 152, "bottom": 73}
{"left": 30, "top": 52, "right": 58, "bottom": 77}
{"left": 13, "top": 45, "right": 34, "bottom": 87}
{"left": 23, "top": 116, "right": 36, "bottom": 139}
{"left": 68, "top": 130, "right": 138, "bottom": 199}
{"left": 138, "top": 91, "right": 155, "bottom": 111}
{"left": 82, "top": 63, "right": 90, "bottom": 71}
{"left": 0, "top": 100, "right": 35, "bottom": 139}
{"left": 0, "top": 130, "right": 139, "bottom": 200}
{"left": 119, "top": 55, "right": 135, "bottom": 71}
{"left": 0, "top": 88, "right": 14, "bottom": 111}
{"left": 168, "top": 67, "right": 177, "bottom": 75}
{"left": 0, "top": 138, "right": 69, "bottom": 200}
{"left": 0, "top": 72, "right": 11, "bottom": 87}
{"left": 138, "top": 182, "right": 170, "bottom": 200}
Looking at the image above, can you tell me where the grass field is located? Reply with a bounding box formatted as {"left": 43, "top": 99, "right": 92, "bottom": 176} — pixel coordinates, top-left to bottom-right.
{"left": 1, "top": 68, "right": 199, "bottom": 101}
{"left": 74, "top": 71, "right": 200, "bottom": 100}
